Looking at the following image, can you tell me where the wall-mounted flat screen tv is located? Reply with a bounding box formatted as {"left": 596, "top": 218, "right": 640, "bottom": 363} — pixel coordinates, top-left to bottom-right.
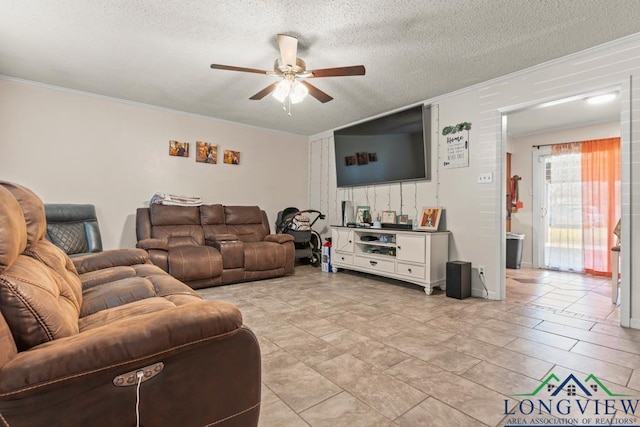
{"left": 334, "top": 104, "right": 431, "bottom": 188}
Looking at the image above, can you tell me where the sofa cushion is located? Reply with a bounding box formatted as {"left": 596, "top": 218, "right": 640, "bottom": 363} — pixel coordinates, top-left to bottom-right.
{"left": 243, "top": 241, "right": 286, "bottom": 271}
{"left": 79, "top": 266, "right": 138, "bottom": 290}
{"left": 225, "top": 206, "right": 269, "bottom": 242}
{"left": 152, "top": 225, "right": 205, "bottom": 247}
{"left": 168, "top": 245, "right": 222, "bottom": 282}
{"left": 137, "top": 266, "right": 202, "bottom": 297}
{"left": 0, "top": 312, "right": 17, "bottom": 368}
{"left": 44, "top": 204, "right": 102, "bottom": 255}
{"left": 0, "top": 254, "right": 81, "bottom": 351}
{"left": 200, "top": 204, "right": 225, "bottom": 225}
{"left": 151, "top": 225, "right": 204, "bottom": 248}
{"left": 224, "top": 206, "right": 263, "bottom": 225}
{"left": 0, "top": 182, "right": 47, "bottom": 246}
{"left": 79, "top": 297, "right": 177, "bottom": 332}
{"left": 150, "top": 204, "right": 201, "bottom": 225}
{"left": 26, "top": 240, "right": 83, "bottom": 305}
{"left": 46, "top": 222, "right": 89, "bottom": 255}
{"left": 81, "top": 277, "right": 157, "bottom": 317}
{"left": 72, "top": 248, "right": 149, "bottom": 275}
{"left": 201, "top": 205, "right": 230, "bottom": 239}
{"left": 0, "top": 186, "right": 27, "bottom": 273}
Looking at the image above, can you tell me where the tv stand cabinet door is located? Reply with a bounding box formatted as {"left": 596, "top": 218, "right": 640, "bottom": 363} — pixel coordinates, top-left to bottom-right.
{"left": 332, "top": 228, "right": 354, "bottom": 253}
{"left": 396, "top": 234, "right": 426, "bottom": 264}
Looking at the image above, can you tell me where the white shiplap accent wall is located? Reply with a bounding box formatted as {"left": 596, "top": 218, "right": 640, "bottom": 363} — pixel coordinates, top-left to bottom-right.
{"left": 309, "top": 34, "right": 640, "bottom": 328}
{"left": 308, "top": 137, "right": 335, "bottom": 237}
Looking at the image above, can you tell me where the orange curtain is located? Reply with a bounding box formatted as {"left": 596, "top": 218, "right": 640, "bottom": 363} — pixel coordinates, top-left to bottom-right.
{"left": 581, "top": 137, "right": 621, "bottom": 276}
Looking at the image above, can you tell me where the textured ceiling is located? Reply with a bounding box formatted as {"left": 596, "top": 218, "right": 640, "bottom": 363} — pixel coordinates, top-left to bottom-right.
{"left": 2, "top": 1, "right": 640, "bottom": 136}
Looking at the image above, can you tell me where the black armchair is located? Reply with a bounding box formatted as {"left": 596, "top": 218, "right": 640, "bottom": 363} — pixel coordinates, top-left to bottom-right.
{"left": 44, "top": 204, "right": 103, "bottom": 257}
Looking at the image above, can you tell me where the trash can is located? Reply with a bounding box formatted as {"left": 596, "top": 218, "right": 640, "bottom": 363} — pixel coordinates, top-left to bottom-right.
{"left": 506, "top": 232, "right": 525, "bottom": 269}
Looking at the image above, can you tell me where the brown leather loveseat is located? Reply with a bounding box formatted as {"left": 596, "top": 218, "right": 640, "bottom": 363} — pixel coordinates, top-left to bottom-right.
{"left": 136, "top": 204, "right": 295, "bottom": 289}
{"left": 0, "top": 182, "right": 261, "bottom": 426}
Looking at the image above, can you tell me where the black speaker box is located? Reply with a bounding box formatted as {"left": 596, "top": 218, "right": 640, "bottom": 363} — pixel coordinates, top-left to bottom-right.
{"left": 446, "top": 261, "right": 471, "bottom": 299}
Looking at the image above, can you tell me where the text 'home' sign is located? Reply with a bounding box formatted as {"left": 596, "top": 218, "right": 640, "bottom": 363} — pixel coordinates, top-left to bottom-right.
{"left": 442, "top": 122, "right": 471, "bottom": 169}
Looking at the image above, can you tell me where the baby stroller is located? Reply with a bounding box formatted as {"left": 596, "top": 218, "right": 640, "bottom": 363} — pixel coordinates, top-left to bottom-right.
{"left": 276, "top": 207, "right": 324, "bottom": 266}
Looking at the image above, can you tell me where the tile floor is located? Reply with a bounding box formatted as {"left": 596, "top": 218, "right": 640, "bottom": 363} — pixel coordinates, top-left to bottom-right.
{"left": 198, "top": 266, "right": 640, "bottom": 426}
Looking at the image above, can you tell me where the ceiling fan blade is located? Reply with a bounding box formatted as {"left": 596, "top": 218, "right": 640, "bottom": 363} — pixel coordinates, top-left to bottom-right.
{"left": 249, "top": 82, "right": 280, "bottom": 100}
{"left": 308, "top": 65, "right": 366, "bottom": 78}
{"left": 210, "top": 64, "right": 270, "bottom": 75}
{"left": 277, "top": 34, "right": 298, "bottom": 68}
{"left": 301, "top": 81, "right": 333, "bottom": 103}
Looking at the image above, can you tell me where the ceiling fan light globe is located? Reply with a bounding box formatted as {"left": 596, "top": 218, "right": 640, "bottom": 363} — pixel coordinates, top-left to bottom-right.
{"left": 272, "top": 80, "right": 291, "bottom": 102}
{"left": 289, "top": 81, "right": 308, "bottom": 104}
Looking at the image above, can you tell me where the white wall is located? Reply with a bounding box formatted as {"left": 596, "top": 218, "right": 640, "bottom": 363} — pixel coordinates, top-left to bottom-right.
{"left": 0, "top": 78, "right": 308, "bottom": 249}
{"left": 508, "top": 121, "right": 621, "bottom": 267}
{"left": 309, "top": 34, "right": 640, "bottom": 328}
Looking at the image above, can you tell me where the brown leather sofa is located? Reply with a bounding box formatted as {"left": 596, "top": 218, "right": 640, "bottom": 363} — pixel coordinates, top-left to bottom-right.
{"left": 136, "top": 204, "right": 295, "bottom": 289}
{"left": 0, "top": 182, "right": 261, "bottom": 426}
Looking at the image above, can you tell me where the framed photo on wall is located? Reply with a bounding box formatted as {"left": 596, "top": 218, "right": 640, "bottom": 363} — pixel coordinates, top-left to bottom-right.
{"left": 223, "top": 150, "right": 240, "bottom": 165}
{"left": 196, "top": 141, "right": 217, "bottom": 164}
{"left": 169, "top": 140, "right": 189, "bottom": 157}
{"left": 418, "top": 207, "right": 442, "bottom": 231}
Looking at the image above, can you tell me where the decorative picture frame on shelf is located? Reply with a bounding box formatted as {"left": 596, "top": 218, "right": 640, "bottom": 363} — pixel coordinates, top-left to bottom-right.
{"left": 355, "top": 205, "right": 371, "bottom": 225}
{"left": 397, "top": 214, "right": 409, "bottom": 225}
{"left": 418, "top": 207, "right": 442, "bottom": 231}
{"left": 381, "top": 210, "right": 396, "bottom": 224}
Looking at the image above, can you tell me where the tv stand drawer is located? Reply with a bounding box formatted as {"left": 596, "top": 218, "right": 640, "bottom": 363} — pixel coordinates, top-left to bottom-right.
{"left": 354, "top": 256, "right": 394, "bottom": 273}
{"left": 334, "top": 253, "right": 353, "bottom": 265}
{"left": 397, "top": 263, "right": 426, "bottom": 280}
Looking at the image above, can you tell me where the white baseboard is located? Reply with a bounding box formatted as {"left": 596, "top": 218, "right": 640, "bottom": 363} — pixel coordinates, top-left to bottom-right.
{"left": 472, "top": 287, "right": 500, "bottom": 300}
{"left": 629, "top": 317, "right": 640, "bottom": 330}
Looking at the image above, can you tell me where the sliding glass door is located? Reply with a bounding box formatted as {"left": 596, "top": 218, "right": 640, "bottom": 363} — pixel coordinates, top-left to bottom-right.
{"left": 532, "top": 139, "right": 620, "bottom": 274}
{"left": 539, "top": 147, "right": 584, "bottom": 271}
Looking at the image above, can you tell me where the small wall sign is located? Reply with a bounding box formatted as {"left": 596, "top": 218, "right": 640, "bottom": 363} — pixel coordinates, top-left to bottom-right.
{"left": 442, "top": 122, "right": 471, "bottom": 169}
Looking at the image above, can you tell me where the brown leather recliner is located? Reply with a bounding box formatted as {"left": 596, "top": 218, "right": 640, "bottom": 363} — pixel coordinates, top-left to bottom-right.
{"left": 0, "top": 182, "right": 261, "bottom": 426}
{"left": 136, "top": 203, "right": 294, "bottom": 289}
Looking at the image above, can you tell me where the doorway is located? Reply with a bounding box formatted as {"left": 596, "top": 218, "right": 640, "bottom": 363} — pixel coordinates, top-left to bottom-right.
{"left": 505, "top": 92, "right": 620, "bottom": 266}
{"left": 502, "top": 88, "right": 622, "bottom": 298}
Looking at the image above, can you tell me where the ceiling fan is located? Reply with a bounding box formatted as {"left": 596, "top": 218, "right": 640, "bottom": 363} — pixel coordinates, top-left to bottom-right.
{"left": 210, "top": 34, "right": 365, "bottom": 110}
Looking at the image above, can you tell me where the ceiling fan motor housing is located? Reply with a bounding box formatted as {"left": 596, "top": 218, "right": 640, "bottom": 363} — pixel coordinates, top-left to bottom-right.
{"left": 275, "top": 58, "right": 307, "bottom": 75}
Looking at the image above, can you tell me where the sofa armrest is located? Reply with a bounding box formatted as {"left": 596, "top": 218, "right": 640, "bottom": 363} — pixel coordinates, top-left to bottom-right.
{"left": 264, "top": 234, "right": 294, "bottom": 244}
{"left": 0, "top": 300, "right": 243, "bottom": 398}
{"left": 72, "top": 249, "right": 149, "bottom": 275}
{"left": 205, "top": 234, "right": 239, "bottom": 244}
{"left": 136, "top": 238, "right": 169, "bottom": 251}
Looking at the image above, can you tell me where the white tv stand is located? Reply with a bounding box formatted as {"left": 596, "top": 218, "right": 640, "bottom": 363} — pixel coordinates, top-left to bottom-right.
{"left": 331, "top": 226, "right": 449, "bottom": 295}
